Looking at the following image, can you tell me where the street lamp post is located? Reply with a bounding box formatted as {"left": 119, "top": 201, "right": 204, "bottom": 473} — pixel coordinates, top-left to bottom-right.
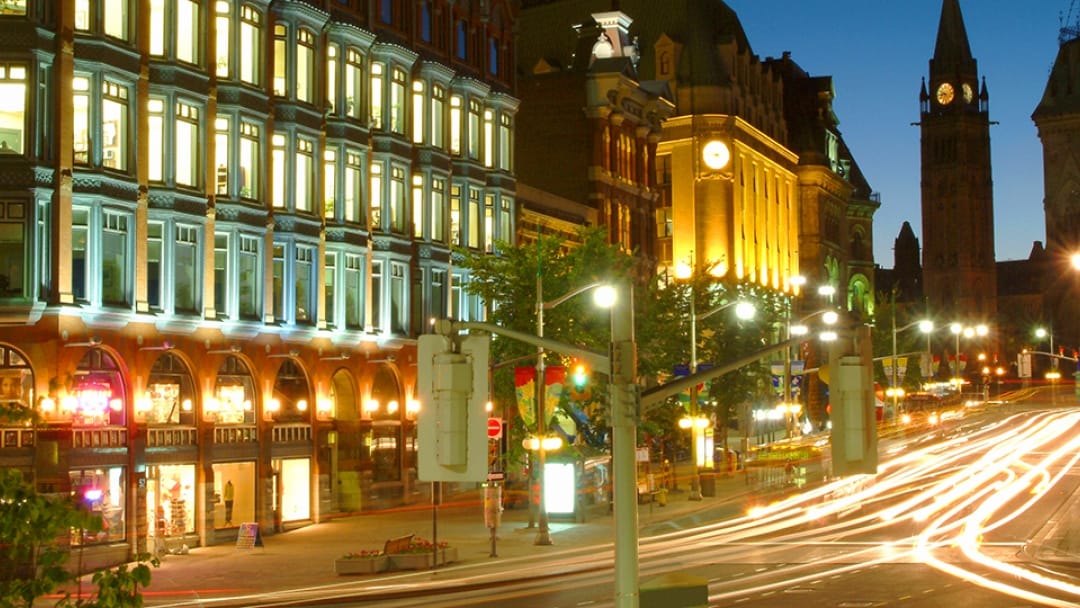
{"left": 686, "top": 297, "right": 754, "bottom": 500}
{"left": 890, "top": 317, "right": 933, "bottom": 424}
{"left": 534, "top": 277, "right": 614, "bottom": 545}
{"left": 949, "top": 322, "right": 988, "bottom": 387}
{"left": 1036, "top": 327, "right": 1057, "bottom": 370}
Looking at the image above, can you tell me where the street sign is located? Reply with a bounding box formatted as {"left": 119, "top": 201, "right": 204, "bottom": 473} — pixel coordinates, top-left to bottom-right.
{"left": 487, "top": 417, "right": 502, "bottom": 439}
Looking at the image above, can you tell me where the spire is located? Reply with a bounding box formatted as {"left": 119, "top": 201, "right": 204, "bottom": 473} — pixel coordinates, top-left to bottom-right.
{"left": 930, "top": 0, "right": 977, "bottom": 78}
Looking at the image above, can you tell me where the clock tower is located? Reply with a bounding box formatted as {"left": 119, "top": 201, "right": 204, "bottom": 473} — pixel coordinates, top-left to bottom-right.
{"left": 919, "top": 0, "right": 997, "bottom": 329}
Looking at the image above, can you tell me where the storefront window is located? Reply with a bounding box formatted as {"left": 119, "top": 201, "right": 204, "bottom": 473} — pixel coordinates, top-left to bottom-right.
{"left": 271, "top": 358, "right": 308, "bottom": 422}
{"left": 147, "top": 463, "right": 194, "bottom": 538}
{"left": 71, "top": 466, "right": 125, "bottom": 546}
{"left": 275, "top": 458, "right": 310, "bottom": 522}
{"left": 143, "top": 353, "right": 195, "bottom": 426}
{"left": 212, "top": 461, "right": 254, "bottom": 528}
{"left": 209, "top": 356, "right": 255, "bottom": 425}
{"left": 71, "top": 349, "right": 125, "bottom": 427}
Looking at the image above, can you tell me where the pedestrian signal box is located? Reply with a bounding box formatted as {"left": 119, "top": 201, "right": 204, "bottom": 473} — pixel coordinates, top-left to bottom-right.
{"left": 417, "top": 332, "right": 490, "bottom": 482}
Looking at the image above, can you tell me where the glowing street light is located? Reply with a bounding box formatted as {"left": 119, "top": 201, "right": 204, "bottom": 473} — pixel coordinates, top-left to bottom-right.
{"left": 533, "top": 278, "right": 614, "bottom": 545}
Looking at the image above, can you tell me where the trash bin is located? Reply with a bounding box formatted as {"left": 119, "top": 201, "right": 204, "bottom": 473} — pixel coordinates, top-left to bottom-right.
{"left": 699, "top": 472, "right": 716, "bottom": 497}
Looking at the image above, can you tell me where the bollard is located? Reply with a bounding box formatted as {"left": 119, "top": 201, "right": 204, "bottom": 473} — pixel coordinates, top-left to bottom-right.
{"left": 640, "top": 572, "right": 708, "bottom": 608}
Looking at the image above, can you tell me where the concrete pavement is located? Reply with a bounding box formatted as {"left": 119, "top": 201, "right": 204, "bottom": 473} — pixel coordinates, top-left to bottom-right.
{"left": 130, "top": 471, "right": 753, "bottom": 605}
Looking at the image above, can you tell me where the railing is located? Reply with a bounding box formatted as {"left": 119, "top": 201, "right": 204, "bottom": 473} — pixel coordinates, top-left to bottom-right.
{"left": 0, "top": 427, "right": 34, "bottom": 448}
{"left": 213, "top": 425, "right": 258, "bottom": 444}
{"left": 72, "top": 427, "right": 128, "bottom": 448}
{"left": 272, "top": 423, "right": 312, "bottom": 443}
{"left": 145, "top": 426, "right": 198, "bottom": 447}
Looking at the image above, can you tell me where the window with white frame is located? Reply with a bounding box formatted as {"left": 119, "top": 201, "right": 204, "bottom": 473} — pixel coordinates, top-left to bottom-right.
{"left": 147, "top": 98, "right": 164, "bottom": 181}
{"left": 449, "top": 184, "right": 461, "bottom": 247}
{"left": 411, "top": 174, "right": 424, "bottom": 238}
{"left": 149, "top": 0, "right": 165, "bottom": 56}
{"left": 175, "top": 101, "right": 200, "bottom": 188}
{"left": 214, "top": 115, "right": 231, "bottom": 195}
{"left": 450, "top": 271, "right": 462, "bottom": 320}
{"left": 431, "top": 177, "right": 446, "bottom": 242}
{"left": 72, "top": 76, "right": 90, "bottom": 165}
{"left": 213, "top": 232, "right": 229, "bottom": 316}
{"left": 389, "top": 261, "right": 406, "bottom": 334}
{"left": 239, "top": 5, "right": 261, "bottom": 85}
{"left": 238, "top": 121, "right": 260, "bottom": 199}
{"left": 390, "top": 67, "right": 406, "bottom": 134}
{"left": 344, "top": 253, "right": 363, "bottom": 329}
{"left": 498, "top": 113, "right": 512, "bottom": 171}
{"left": 370, "top": 259, "right": 383, "bottom": 330}
{"left": 499, "top": 195, "right": 512, "bottom": 246}
{"left": 323, "top": 148, "right": 337, "bottom": 220}
{"left": 345, "top": 48, "right": 363, "bottom": 121}
{"left": 370, "top": 162, "right": 383, "bottom": 229}
{"left": 0, "top": 64, "right": 27, "bottom": 155}
{"left": 238, "top": 234, "right": 260, "bottom": 319}
{"left": 295, "top": 245, "right": 314, "bottom": 323}
{"left": 176, "top": 0, "right": 200, "bottom": 64}
{"left": 411, "top": 80, "right": 424, "bottom": 144}
{"left": 296, "top": 28, "right": 316, "bottom": 103}
{"left": 72, "top": 208, "right": 88, "bottom": 302}
{"left": 215, "top": 1, "right": 230, "bottom": 78}
{"left": 483, "top": 193, "right": 494, "bottom": 253}
{"left": 467, "top": 186, "right": 480, "bottom": 249}
{"left": 272, "top": 133, "right": 286, "bottom": 207}
{"left": 71, "top": 76, "right": 130, "bottom": 171}
{"left": 483, "top": 108, "right": 494, "bottom": 167}
{"left": 324, "top": 251, "right": 336, "bottom": 326}
{"left": 326, "top": 44, "right": 338, "bottom": 113}
{"left": 147, "top": 221, "right": 162, "bottom": 309}
{"left": 101, "top": 211, "right": 130, "bottom": 307}
{"left": 449, "top": 94, "right": 461, "bottom": 155}
{"left": 273, "top": 24, "right": 287, "bottom": 96}
{"left": 295, "top": 137, "right": 314, "bottom": 212}
{"left": 174, "top": 224, "right": 199, "bottom": 313}
{"left": 390, "top": 165, "right": 406, "bottom": 232}
{"left": 75, "top": 0, "right": 130, "bottom": 41}
{"left": 370, "top": 63, "right": 384, "bottom": 129}
{"left": 429, "top": 268, "right": 446, "bottom": 320}
{"left": 344, "top": 151, "right": 363, "bottom": 224}
{"left": 272, "top": 242, "right": 284, "bottom": 321}
{"left": 430, "top": 85, "right": 445, "bottom": 149}
{"left": 467, "top": 99, "right": 481, "bottom": 161}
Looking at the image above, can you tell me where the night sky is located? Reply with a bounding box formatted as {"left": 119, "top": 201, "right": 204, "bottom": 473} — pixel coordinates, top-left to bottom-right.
{"left": 728, "top": 0, "right": 1071, "bottom": 266}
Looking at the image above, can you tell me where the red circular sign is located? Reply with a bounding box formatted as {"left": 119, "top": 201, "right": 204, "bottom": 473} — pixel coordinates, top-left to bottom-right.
{"left": 487, "top": 417, "right": 502, "bottom": 439}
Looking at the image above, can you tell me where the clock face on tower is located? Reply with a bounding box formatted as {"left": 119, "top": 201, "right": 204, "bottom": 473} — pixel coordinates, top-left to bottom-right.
{"left": 936, "top": 82, "right": 955, "bottom": 105}
{"left": 962, "top": 83, "right": 974, "bottom": 104}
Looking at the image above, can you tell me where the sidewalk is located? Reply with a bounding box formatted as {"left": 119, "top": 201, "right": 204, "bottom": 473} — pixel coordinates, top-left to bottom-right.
{"left": 133, "top": 470, "right": 752, "bottom": 605}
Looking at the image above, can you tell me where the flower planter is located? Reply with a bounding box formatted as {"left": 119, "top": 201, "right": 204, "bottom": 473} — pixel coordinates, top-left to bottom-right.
{"left": 334, "top": 555, "right": 389, "bottom": 575}
{"left": 389, "top": 547, "right": 458, "bottom": 570}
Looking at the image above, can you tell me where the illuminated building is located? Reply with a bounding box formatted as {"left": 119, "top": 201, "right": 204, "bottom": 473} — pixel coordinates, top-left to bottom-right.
{"left": 518, "top": 0, "right": 878, "bottom": 425}
{"left": 0, "top": 0, "right": 516, "bottom": 565}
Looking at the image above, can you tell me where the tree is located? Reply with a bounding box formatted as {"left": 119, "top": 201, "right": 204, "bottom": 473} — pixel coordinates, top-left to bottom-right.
{"left": 457, "top": 227, "right": 635, "bottom": 468}
{"left": 0, "top": 468, "right": 157, "bottom": 608}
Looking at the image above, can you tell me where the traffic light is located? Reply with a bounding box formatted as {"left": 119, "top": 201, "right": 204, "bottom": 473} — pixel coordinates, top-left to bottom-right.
{"left": 568, "top": 362, "right": 592, "bottom": 401}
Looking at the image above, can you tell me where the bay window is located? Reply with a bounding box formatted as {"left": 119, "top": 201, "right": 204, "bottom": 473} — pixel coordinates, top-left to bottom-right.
{"left": 326, "top": 44, "right": 338, "bottom": 113}
{"left": 214, "top": 116, "right": 230, "bottom": 195}
{"left": 215, "top": 1, "right": 230, "bottom": 78}
{"left": 390, "top": 262, "right": 406, "bottom": 334}
{"left": 467, "top": 186, "right": 480, "bottom": 249}
{"left": 147, "top": 98, "right": 164, "bottom": 181}
{"left": 411, "top": 175, "right": 423, "bottom": 238}
{"left": 371, "top": 63, "right": 384, "bottom": 129}
{"left": 239, "top": 6, "right": 262, "bottom": 85}
{"left": 390, "top": 165, "right": 405, "bottom": 232}
{"left": 344, "top": 48, "right": 364, "bottom": 120}
{"left": 467, "top": 99, "right": 480, "bottom": 161}
{"left": 271, "top": 133, "right": 286, "bottom": 207}
{"left": 344, "top": 151, "right": 363, "bottom": 224}
{"left": 430, "top": 85, "right": 445, "bottom": 149}
{"left": 296, "top": 29, "right": 315, "bottom": 103}
{"left": 449, "top": 94, "right": 461, "bottom": 155}
{"left": 101, "top": 80, "right": 128, "bottom": 170}
{"left": 324, "top": 252, "right": 336, "bottom": 326}
{"left": 175, "top": 101, "right": 200, "bottom": 187}
{"left": 295, "top": 246, "right": 313, "bottom": 323}
{"left": 370, "top": 260, "right": 382, "bottom": 330}
{"left": 411, "top": 80, "right": 424, "bottom": 144}
{"left": 176, "top": 0, "right": 200, "bottom": 64}
{"left": 370, "top": 162, "right": 382, "bottom": 229}
{"left": 431, "top": 177, "right": 446, "bottom": 242}
{"left": 344, "top": 253, "right": 363, "bottom": 329}
{"left": 213, "top": 233, "right": 229, "bottom": 316}
{"left": 483, "top": 108, "right": 493, "bottom": 167}
{"left": 72, "top": 76, "right": 90, "bottom": 165}
{"left": 0, "top": 201, "right": 27, "bottom": 299}
{"left": 238, "top": 121, "right": 260, "bottom": 199}
{"left": 174, "top": 225, "right": 198, "bottom": 313}
{"left": 238, "top": 234, "right": 260, "bottom": 319}
{"left": 0, "top": 64, "right": 27, "bottom": 155}
{"left": 101, "top": 212, "right": 130, "bottom": 307}
{"left": 295, "top": 137, "right": 314, "bottom": 212}
{"left": 390, "top": 67, "right": 406, "bottom": 134}
{"left": 498, "top": 113, "right": 513, "bottom": 171}
{"left": 323, "top": 149, "right": 336, "bottom": 219}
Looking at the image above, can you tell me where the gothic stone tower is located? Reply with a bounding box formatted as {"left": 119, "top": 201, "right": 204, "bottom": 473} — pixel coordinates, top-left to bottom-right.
{"left": 1033, "top": 27, "right": 1080, "bottom": 348}
{"left": 919, "top": 0, "right": 997, "bottom": 329}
